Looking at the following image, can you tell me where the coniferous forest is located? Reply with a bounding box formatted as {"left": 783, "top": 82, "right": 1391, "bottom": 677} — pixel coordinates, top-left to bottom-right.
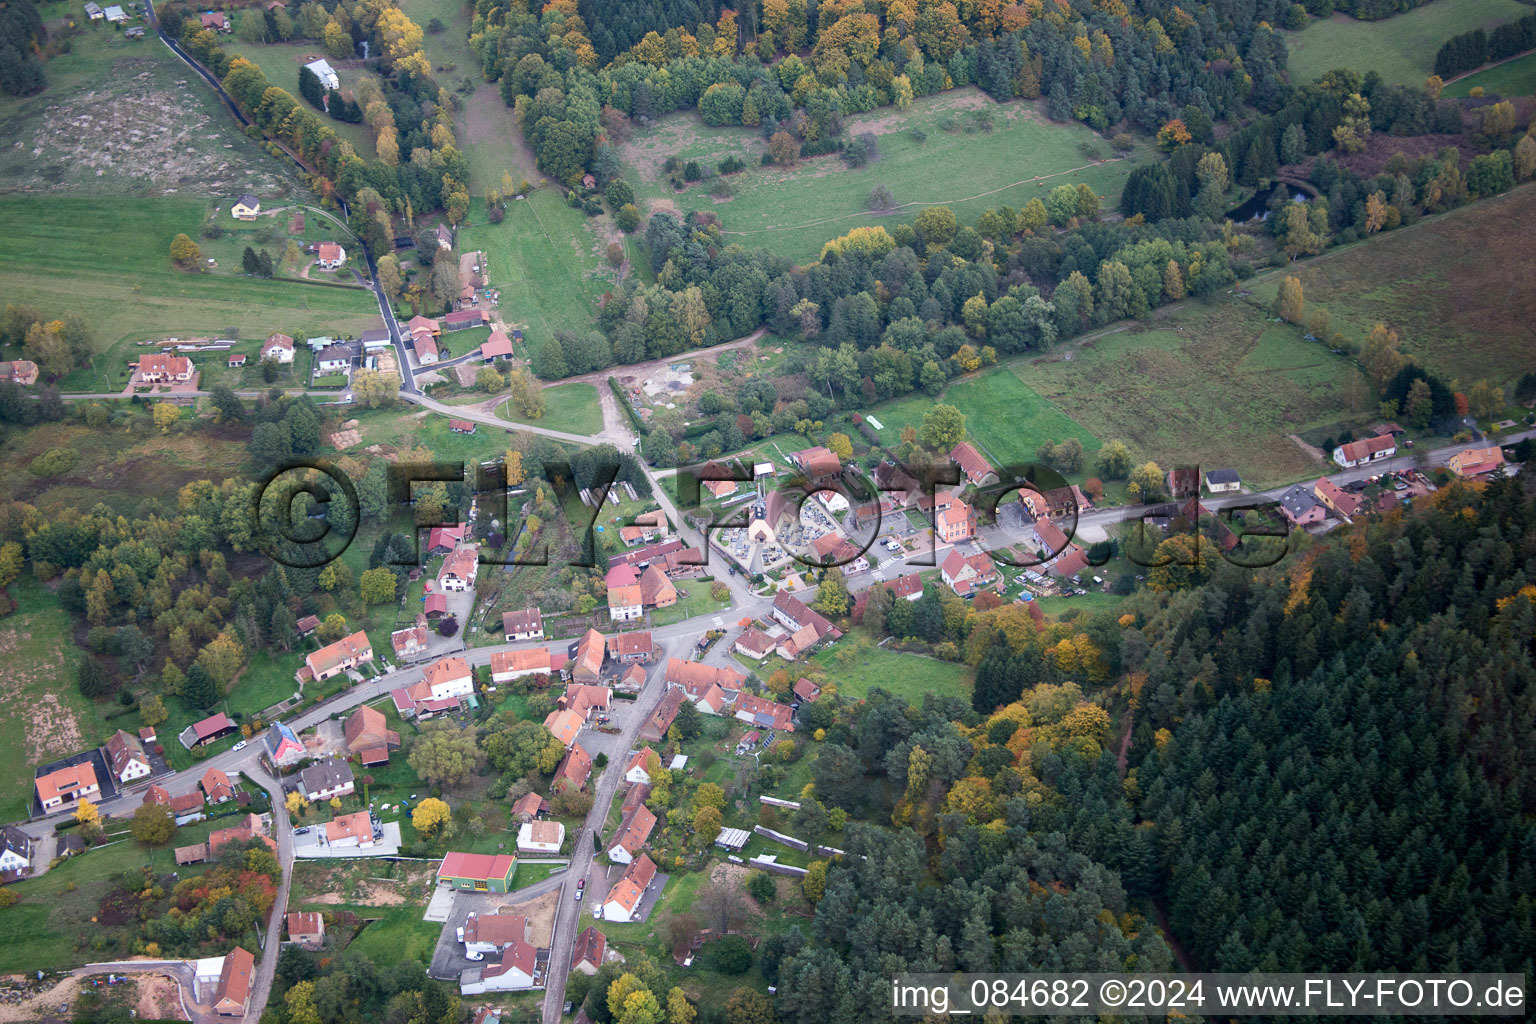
{"left": 759, "top": 478, "right": 1536, "bottom": 1024}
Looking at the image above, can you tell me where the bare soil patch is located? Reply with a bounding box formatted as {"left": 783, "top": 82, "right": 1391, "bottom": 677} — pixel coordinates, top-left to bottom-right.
{"left": 0, "top": 975, "right": 82, "bottom": 1023}
{"left": 497, "top": 888, "right": 559, "bottom": 947}
{"left": 133, "top": 974, "right": 188, "bottom": 1021}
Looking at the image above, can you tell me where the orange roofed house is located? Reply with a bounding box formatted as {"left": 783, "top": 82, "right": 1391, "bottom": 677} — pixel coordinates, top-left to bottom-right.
{"left": 1448, "top": 445, "right": 1506, "bottom": 479}
{"left": 211, "top": 947, "right": 255, "bottom": 1017}
{"left": 35, "top": 762, "right": 100, "bottom": 813}
{"left": 137, "top": 353, "right": 194, "bottom": 384}
{"left": 437, "top": 544, "right": 480, "bottom": 592}
{"left": 344, "top": 705, "right": 400, "bottom": 755}
{"left": 491, "top": 647, "right": 552, "bottom": 684}
{"left": 601, "top": 853, "right": 659, "bottom": 922}
{"left": 300, "top": 630, "right": 373, "bottom": 684}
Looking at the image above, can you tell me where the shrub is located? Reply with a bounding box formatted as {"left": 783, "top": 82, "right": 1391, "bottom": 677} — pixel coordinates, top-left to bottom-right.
{"left": 718, "top": 155, "right": 746, "bottom": 175}
{"left": 29, "top": 447, "right": 80, "bottom": 477}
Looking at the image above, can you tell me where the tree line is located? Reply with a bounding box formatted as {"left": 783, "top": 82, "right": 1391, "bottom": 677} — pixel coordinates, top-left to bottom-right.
{"left": 1435, "top": 13, "right": 1536, "bottom": 80}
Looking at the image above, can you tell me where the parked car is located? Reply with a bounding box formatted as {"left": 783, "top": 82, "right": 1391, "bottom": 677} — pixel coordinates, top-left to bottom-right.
{"left": 456, "top": 926, "right": 464, "bottom": 943}
{"left": 465, "top": 951, "right": 483, "bottom": 962}
{"left": 293, "top": 827, "right": 310, "bottom": 835}
{"left": 231, "top": 740, "right": 247, "bottom": 752}
{"left": 574, "top": 887, "right": 583, "bottom": 902}
{"left": 592, "top": 903, "right": 601, "bottom": 918}
{"left": 577, "top": 878, "right": 586, "bottom": 889}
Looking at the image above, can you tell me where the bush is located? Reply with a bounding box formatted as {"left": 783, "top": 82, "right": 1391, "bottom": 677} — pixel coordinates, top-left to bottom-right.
{"left": 746, "top": 870, "right": 776, "bottom": 903}
{"left": 718, "top": 155, "right": 746, "bottom": 175}
{"left": 29, "top": 447, "right": 80, "bottom": 477}
{"left": 437, "top": 616, "right": 459, "bottom": 637}
{"left": 683, "top": 161, "right": 704, "bottom": 182}
{"left": 706, "top": 935, "right": 754, "bottom": 974}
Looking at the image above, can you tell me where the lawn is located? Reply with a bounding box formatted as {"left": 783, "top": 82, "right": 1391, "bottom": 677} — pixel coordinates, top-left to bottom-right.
{"left": 1245, "top": 183, "right": 1536, "bottom": 389}
{"left": 346, "top": 906, "right": 445, "bottom": 965}
{"left": 221, "top": 40, "right": 378, "bottom": 158}
{"left": 1443, "top": 50, "right": 1536, "bottom": 97}
{"left": 497, "top": 381, "right": 604, "bottom": 435}
{"left": 809, "top": 632, "right": 972, "bottom": 703}
{"left": 648, "top": 580, "right": 734, "bottom": 627}
{"left": 862, "top": 367, "right": 1102, "bottom": 470}
{"left": 1023, "top": 301, "right": 1373, "bottom": 489}
{"left": 0, "top": 197, "right": 382, "bottom": 392}
{"left": 1283, "top": 2, "right": 1532, "bottom": 87}
{"left": 0, "top": 814, "right": 258, "bottom": 973}
{"left": 455, "top": 194, "right": 615, "bottom": 369}
{"left": 619, "top": 87, "right": 1152, "bottom": 263}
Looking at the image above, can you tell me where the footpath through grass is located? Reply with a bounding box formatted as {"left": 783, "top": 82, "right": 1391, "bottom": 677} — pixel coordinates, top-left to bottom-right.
{"left": 1443, "top": 50, "right": 1536, "bottom": 97}
{"left": 1283, "top": 2, "right": 1531, "bottom": 87}
{"left": 620, "top": 88, "right": 1149, "bottom": 263}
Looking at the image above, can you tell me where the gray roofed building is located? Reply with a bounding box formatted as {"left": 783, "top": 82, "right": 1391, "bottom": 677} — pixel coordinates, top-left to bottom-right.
{"left": 298, "top": 761, "right": 355, "bottom": 801}
{"left": 1277, "top": 483, "right": 1324, "bottom": 524}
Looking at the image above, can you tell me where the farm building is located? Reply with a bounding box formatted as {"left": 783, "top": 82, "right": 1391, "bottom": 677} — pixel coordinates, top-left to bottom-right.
{"left": 437, "top": 852, "right": 518, "bottom": 892}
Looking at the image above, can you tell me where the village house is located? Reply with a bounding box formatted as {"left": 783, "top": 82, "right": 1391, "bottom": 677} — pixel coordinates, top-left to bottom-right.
{"left": 789, "top": 446, "right": 842, "bottom": 483}
{"left": 324, "top": 809, "right": 377, "bottom": 849}
{"left": 438, "top": 543, "right": 479, "bottom": 592}
{"left": 260, "top": 332, "right": 296, "bottom": 362}
{"left": 516, "top": 819, "right": 564, "bottom": 854}
{"left": 437, "top": 852, "right": 518, "bottom": 892}
{"left": 425, "top": 524, "right": 467, "bottom": 556}
{"left": 733, "top": 627, "right": 776, "bottom": 660}
{"left": 639, "top": 687, "right": 687, "bottom": 742}
{"left": 391, "top": 624, "right": 430, "bottom": 660}
{"left": 449, "top": 419, "right": 476, "bottom": 435}
{"left": 464, "top": 912, "right": 532, "bottom": 958}
{"left": 35, "top": 762, "right": 100, "bottom": 813}
{"left": 226, "top": 353, "right": 247, "bottom": 368}
{"left": 287, "top": 912, "right": 325, "bottom": 950}
{"left": 304, "top": 58, "right": 339, "bottom": 90}
{"left": 792, "top": 677, "right": 821, "bottom": 703}
{"left": 211, "top": 947, "right": 255, "bottom": 1017}
{"left": 1448, "top": 445, "right": 1506, "bottom": 479}
{"left": 263, "top": 721, "right": 306, "bottom": 767}
{"left": 607, "top": 803, "right": 656, "bottom": 864}
{"left": 664, "top": 659, "right": 745, "bottom": 700}
{"left": 602, "top": 853, "right": 659, "bottom": 922}
{"left": 552, "top": 742, "right": 593, "bottom": 793}
{"left": 511, "top": 792, "right": 550, "bottom": 822}
{"left": 950, "top": 441, "right": 998, "bottom": 487}
{"left": 230, "top": 193, "right": 259, "bottom": 219}
{"left": 559, "top": 683, "right": 611, "bottom": 721}
{"left": 605, "top": 565, "right": 644, "bottom": 621}
{"left": 481, "top": 331, "right": 514, "bottom": 362}
{"left": 543, "top": 708, "right": 585, "bottom": 749}
{"left": 360, "top": 328, "right": 392, "bottom": 352}
{"left": 138, "top": 353, "right": 194, "bottom": 384}
{"left": 571, "top": 628, "right": 606, "bottom": 684}
{"left": 638, "top": 564, "right": 677, "bottom": 608}
{"left": 1166, "top": 467, "right": 1201, "bottom": 499}
{"left": 105, "top": 729, "right": 152, "bottom": 784}
{"left": 423, "top": 593, "right": 449, "bottom": 620}
{"left": 491, "top": 647, "right": 552, "bottom": 684}
{"left": 735, "top": 693, "right": 795, "bottom": 732}
{"left": 201, "top": 767, "right": 235, "bottom": 804}
{"left": 624, "top": 748, "right": 658, "bottom": 785}
{"left": 942, "top": 549, "right": 999, "bottom": 596}
{"left": 0, "top": 826, "right": 32, "bottom": 877}
{"left": 1333, "top": 434, "right": 1397, "bottom": 469}
{"left": 1278, "top": 483, "right": 1327, "bottom": 526}
{"left": 298, "top": 760, "right": 355, "bottom": 802}
{"left": 420, "top": 657, "right": 474, "bottom": 701}
{"left": 502, "top": 607, "right": 544, "bottom": 641}
{"left": 0, "top": 360, "right": 39, "bottom": 386}
{"left": 296, "top": 614, "right": 320, "bottom": 637}
{"left": 344, "top": 705, "right": 401, "bottom": 756}
{"left": 189, "top": 712, "right": 237, "bottom": 747}
{"left": 301, "top": 630, "right": 373, "bottom": 683}
{"left": 315, "top": 242, "right": 346, "bottom": 270}
{"left": 1314, "top": 477, "right": 1364, "bottom": 518}
{"left": 315, "top": 345, "right": 352, "bottom": 373}
{"left": 608, "top": 631, "right": 654, "bottom": 664}
{"left": 935, "top": 495, "right": 975, "bottom": 544}
{"left": 572, "top": 927, "right": 606, "bottom": 975}
{"left": 408, "top": 315, "right": 441, "bottom": 364}
{"left": 1204, "top": 468, "right": 1242, "bottom": 493}
{"left": 810, "top": 532, "right": 869, "bottom": 575}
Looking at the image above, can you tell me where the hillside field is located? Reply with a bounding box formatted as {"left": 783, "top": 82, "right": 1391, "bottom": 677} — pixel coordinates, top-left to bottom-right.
{"left": 1246, "top": 183, "right": 1536, "bottom": 388}
{"left": 1443, "top": 51, "right": 1536, "bottom": 98}
{"left": 0, "top": 196, "right": 382, "bottom": 391}
{"left": 1283, "top": 2, "right": 1531, "bottom": 87}
{"left": 620, "top": 88, "right": 1150, "bottom": 263}
{"left": 498, "top": 381, "right": 604, "bottom": 435}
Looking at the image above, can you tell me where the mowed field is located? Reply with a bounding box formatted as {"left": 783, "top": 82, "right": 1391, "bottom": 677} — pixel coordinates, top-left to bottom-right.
{"left": 0, "top": 196, "right": 382, "bottom": 391}
{"left": 1283, "top": 1, "right": 1531, "bottom": 87}
{"left": 810, "top": 632, "right": 972, "bottom": 704}
{"left": 498, "top": 381, "right": 604, "bottom": 435}
{"left": 1025, "top": 304, "right": 1372, "bottom": 488}
{"left": 620, "top": 88, "right": 1150, "bottom": 263}
{"left": 456, "top": 195, "right": 613, "bottom": 363}
{"left": 1248, "top": 183, "right": 1536, "bottom": 388}
{"left": 1443, "top": 51, "right": 1536, "bottom": 97}
{"left": 864, "top": 368, "right": 1101, "bottom": 468}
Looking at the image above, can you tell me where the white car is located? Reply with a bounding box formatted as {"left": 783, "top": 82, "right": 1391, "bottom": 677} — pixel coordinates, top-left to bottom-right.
{"left": 465, "top": 951, "right": 483, "bottom": 962}
{"left": 231, "top": 740, "right": 247, "bottom": 752}
{"left": 456, "top": 926, "right": 464, "bottom": 943}
{"left": 592, "top": 903, "right": 601, "bottom": 919}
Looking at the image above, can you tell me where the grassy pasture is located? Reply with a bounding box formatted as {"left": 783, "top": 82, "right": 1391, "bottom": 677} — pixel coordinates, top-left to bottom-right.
{"left": 0, "top": 17, "right": 298, "bottom": 196}
{"left": 1024, "top": 303, "right": 1372, "bottom": 488}
{"left": 1245, "top": 183, "right": 1536, "bottom": 388}
{"left": 1443, "top": 51, "right": 1536, "bottom": 97}
{"left": 455, "top": 195, "right": 614, "bottom": 370}
{"left": 1283, "top": 2, "right": 1531, "bottom": 87}
{"left": 497, "top": 380, "right": 605, "bottom": 435}
{"left": 619, "top": 88, "right": 1151, "bottom": 263}
{"left": 809, "top": 632, "right": 972, "bottom": 703}
{"left": 222, "top": 40, "right": 379, "bottom": 158}
{"left": 0, "top": 196, "right": 381, "bottom": 391}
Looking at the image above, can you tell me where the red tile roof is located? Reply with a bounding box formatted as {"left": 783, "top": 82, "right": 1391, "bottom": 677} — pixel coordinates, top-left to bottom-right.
{"left": 437, "top": 852, "right": 517, "bottom": 883}
{"left": 950, "top": 441, "right": 994, "bottom": 484}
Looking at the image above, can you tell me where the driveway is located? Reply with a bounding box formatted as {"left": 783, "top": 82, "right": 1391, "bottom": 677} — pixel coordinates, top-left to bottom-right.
{"left": 427, "top": 871, "right": 569, "bottom": 981}
{"left": 291, "top": 819, "right": 401, "bottom": 858}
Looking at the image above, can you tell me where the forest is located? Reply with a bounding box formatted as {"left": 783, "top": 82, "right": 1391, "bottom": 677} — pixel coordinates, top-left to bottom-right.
{"left": 750, "top": 477, "right": 1536, "bottom": 1024}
